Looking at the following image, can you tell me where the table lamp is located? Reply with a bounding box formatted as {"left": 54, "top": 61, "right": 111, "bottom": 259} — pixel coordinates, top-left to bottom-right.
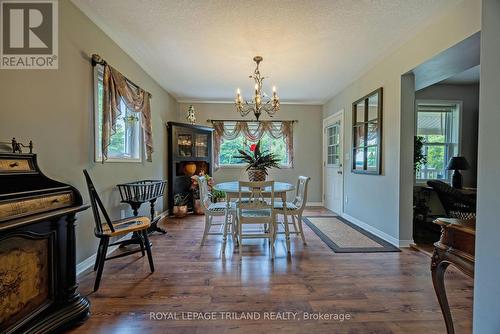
{"left": 446, "top": 156, "right": 470, "bottom": 189}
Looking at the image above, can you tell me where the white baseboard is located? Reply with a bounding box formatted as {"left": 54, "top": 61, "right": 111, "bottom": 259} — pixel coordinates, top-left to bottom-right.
{"left": 341, "top": 213, "right": 401, "bottom": 248}
{"left": 76, "top": 233, "right": 132, "bottom": 276}
{"left": 398, "top": 240, "right": 414, "bottom": 248}
{"left": 306, "top": 201, "right": 324, "bottom": 206}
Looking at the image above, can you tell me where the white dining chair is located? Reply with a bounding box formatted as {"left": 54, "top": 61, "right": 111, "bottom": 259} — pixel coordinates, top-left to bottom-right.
{"left": 236, "top": 181, "right": 276, "bottom": 258}
{"left": 195, "top": 176, "right": 237, "bottom": 246}
{"left": 274, "top": 176, "right": 311, "bottom": 249}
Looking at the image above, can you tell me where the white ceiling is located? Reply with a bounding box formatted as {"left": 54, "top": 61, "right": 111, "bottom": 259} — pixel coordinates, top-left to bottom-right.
{"left": 72, "top": 0, "right": 461, "bottom": 104}
{"left": 441, "top": 65, "right": 480, "bottom": 85}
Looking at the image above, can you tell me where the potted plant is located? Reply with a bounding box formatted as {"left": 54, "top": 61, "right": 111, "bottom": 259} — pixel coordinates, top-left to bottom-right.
{"left": 414, "top": 136, "right": 428, "bottom": 173}
{"left": 211, "top": 189, "right": 226, "bottom": 203}
{"left": 173, "top": 193, "right": 189, "bottom": 218}
{"left": 233, "top": 140, "right": 280, "bottom": 181}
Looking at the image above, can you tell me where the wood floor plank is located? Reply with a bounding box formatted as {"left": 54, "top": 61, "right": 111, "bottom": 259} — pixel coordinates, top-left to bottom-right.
{"left": 68, "top": 208, "right": 472, "bottom": 333}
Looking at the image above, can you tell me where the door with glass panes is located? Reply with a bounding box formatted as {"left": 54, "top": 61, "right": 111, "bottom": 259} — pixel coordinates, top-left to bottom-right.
{"left": 323, "top": 113, "right": 343, "bottom": 214}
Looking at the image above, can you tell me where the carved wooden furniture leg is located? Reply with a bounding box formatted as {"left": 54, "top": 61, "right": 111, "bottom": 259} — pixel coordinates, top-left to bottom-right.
{"left": 431, "top": 249, "right": 454, "bottom": 334}
{"left": 149, "top": 199, "right": 166, "bottom": 234}
{"left": 431, "top": 218, "right": 475, "bottom": 334}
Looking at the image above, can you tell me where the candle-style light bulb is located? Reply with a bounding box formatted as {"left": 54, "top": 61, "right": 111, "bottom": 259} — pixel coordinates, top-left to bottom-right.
{"left": 237, "top": 88, "right": 240, "bottom": 95}
{"left": 272, "top": 85, "right": 276, "bottom": 93}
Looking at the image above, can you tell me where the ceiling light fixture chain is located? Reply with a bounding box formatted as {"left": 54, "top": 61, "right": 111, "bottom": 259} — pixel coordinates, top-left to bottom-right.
{"left": 235, "top": 56, "right": 280, "bottom": 121}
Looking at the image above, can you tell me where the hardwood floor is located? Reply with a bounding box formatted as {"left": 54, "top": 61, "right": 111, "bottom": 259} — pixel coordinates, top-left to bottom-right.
{"left": 70, "top": 207, "right": 473, "bottom": 333}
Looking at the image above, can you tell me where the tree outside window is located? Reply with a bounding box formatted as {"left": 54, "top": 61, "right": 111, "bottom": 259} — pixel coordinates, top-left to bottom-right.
{"left": 416, "top": 102, "right": 460, "bottom": 181}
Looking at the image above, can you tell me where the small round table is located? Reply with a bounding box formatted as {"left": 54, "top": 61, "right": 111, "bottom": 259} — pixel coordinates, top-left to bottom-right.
{"left": 213, "top": 181, "right": 296, "bottom": 250}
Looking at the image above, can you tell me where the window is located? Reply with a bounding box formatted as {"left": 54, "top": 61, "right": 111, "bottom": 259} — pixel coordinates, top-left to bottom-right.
{"left": 218, "top": 122, "right": 290, "bottom": 167}
{"left": 94, "top": 65, "right": 142, "bottom": 162}
{"left": 416, "top": 101, "right": 460, "bottom": 181}
{"left": 327, "top": 122, "right": 341, "bottom": 166}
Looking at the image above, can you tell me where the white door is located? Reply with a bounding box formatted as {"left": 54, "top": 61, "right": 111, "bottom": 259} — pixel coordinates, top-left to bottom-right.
{"left": 323, "top": 112, "right": 343, "bottom": 214}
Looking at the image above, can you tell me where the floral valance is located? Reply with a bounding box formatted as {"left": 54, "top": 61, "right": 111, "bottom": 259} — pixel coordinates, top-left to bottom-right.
{"left": 212, "top": 120, "right": 294, "bottom": 169}
{"left": 94, "top": 54, "right": 153, "bottom": 162}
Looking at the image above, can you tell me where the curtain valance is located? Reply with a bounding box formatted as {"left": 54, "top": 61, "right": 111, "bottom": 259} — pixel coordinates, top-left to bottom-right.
{"left": 94, "top": 54, "right": 153, "bottom": 162}
{"left": 212, "top": 120, "right": 294, "bottom": 169}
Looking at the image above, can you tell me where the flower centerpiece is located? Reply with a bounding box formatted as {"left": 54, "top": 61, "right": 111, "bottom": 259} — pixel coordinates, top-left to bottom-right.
{"left": 233, "top": 140, "right": 280, "bottom": 181}
{"left": 190, "top": 171, "right": 215, "bottom": 214}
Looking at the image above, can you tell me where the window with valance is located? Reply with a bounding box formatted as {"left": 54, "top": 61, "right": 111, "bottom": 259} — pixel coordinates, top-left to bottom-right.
{"left": 92, "top": 54, "right": 153, "bottom": 163}
{"left": 212, "top": 121, "right": 294, "bottom": 169}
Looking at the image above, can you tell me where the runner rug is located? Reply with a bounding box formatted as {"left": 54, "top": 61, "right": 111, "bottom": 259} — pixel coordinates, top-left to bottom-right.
{"left": 303, "top": 216, "right": 400, "bottom": 253}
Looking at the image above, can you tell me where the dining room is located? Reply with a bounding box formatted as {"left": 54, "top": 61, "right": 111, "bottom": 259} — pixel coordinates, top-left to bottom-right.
{"left": 3, "top": 0, "right": 499, "bottom": 333}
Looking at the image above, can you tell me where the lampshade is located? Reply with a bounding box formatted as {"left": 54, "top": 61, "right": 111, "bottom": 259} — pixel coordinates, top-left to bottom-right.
{"left": 446, "top": 156, "right": 470, "bottom": 170}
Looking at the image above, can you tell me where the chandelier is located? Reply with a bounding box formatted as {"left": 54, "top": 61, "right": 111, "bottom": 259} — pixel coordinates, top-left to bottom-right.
{"left": 235, "top": 56, "right": 280, "bottom": 121}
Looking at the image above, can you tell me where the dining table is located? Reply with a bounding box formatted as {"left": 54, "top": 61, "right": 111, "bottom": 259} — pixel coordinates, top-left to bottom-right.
{"left": 213, "top": 181, "right": 296, "bottom": 251}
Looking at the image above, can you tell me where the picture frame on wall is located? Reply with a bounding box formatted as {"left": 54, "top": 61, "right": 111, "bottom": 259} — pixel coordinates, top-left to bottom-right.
{"left": 352, "top": 87, "right": 383, "bottom": 175}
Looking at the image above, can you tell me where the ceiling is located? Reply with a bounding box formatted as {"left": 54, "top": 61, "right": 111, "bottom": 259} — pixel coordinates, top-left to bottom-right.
{"left": 441, "top": 65, "right": 480, "bottom": 85}
{"left": 72, "top": 0, "right": 461, "bottom": 104}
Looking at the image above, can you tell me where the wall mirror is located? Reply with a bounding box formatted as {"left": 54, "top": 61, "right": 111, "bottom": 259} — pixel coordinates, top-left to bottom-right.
{"left": 352, "top": 87, "right": 383, "bottom": 174}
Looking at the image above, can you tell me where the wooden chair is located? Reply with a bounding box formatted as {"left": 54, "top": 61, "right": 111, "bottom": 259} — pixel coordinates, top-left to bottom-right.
{"left": 195, "top": 175, "right": 237, "bottom": 245}
{"left": 83, "top": 170, "right": 154, "bottom": 292}
{"left": 274, "top": 176, "right": 311, "bottom": 249}
{"left": 236, "top": 181, "right": 276, "bottom": 258}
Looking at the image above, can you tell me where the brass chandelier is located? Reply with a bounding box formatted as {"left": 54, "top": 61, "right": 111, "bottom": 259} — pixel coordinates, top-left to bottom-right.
{"left": 235, "top": 56, "right": 280, "bottom": 121}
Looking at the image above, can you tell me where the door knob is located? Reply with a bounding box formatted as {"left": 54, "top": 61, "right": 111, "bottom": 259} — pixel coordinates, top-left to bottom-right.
{"left": 337, "top": 171, "right": 343, "bottom": 175}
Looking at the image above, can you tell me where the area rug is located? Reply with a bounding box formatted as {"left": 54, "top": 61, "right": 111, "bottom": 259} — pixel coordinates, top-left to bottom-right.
{"left": 303, "top": 216, "right": 400, "bottom": 253}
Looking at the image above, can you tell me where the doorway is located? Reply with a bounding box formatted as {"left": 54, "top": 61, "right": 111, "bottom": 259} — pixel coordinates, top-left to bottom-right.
{"left": 400, "top": 32, "right": 480, "bottom": 248}
{"left": 323, "top": 111, "right": 344, "bottom": 215}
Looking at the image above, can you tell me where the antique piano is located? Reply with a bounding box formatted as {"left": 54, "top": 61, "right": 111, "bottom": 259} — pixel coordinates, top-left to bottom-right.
{"left": 0, "top": 150, "right": 90, "bottom": 333}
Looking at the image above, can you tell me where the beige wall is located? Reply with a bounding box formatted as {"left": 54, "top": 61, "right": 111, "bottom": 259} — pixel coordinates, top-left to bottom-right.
{"left": 0, "top": 1, "right": 177, "bottom": 262}
{"left": 177, "top": 103, "right": 323, "bottom": 203}
{"left": 322, "top": 0, "right": 481, "bottom": 243}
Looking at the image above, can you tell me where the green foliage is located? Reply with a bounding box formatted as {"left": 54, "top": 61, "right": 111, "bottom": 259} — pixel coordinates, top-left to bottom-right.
{"left": 414, "top": 136, "right": 428, "bottom": 172}
{"left": 219, "top": 133, "right": 288, "bottom": 166}
{"left": 97, "top": 79, "right": 139, "bottom": 158}
{"left": 211, "top": 189, "right": 226, "bottom": 200}
{"left": 233, "top": 140, "right": 281, "bottom": 175}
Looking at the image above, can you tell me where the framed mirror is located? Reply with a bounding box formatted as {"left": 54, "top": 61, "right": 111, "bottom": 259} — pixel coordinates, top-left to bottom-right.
{"left": 352, "top": 87, "right": 383, "bottom": 174}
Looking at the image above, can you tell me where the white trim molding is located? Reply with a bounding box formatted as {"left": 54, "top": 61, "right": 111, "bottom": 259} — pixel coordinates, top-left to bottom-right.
{"left": 306, "top": 201, "right": 324, "bottom": 207}
{"left": 177, "top": 99, "right": 323, "bottom": 105}
{"left": 76, "top": 233, "right": 131, "bottom": 276}
{"left": 398, "top": 240, "right": 414, "bottom": 248}
{"left": 341, "top": 213, "right": 401, "bottom": 248}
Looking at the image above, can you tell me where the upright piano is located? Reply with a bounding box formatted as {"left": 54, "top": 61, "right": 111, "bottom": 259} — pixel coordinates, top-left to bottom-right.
{"left": 0, "top": 152, "right": 90, "bottom": 333}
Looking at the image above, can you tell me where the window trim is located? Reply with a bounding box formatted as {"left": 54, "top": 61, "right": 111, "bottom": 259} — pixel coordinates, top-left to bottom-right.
{"left": 414, "top": 99, "right": 462, "bottom": 183}
{"left": 93, "top": 65, "right": 143, "bottom": 163}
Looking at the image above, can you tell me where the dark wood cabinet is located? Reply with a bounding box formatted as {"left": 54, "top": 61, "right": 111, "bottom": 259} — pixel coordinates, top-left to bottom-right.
{"left": 0, "top": 153, "right": 90, "bottom": 333}
{"left": 166, "top": 122, "right": 214, "bottom": 214}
